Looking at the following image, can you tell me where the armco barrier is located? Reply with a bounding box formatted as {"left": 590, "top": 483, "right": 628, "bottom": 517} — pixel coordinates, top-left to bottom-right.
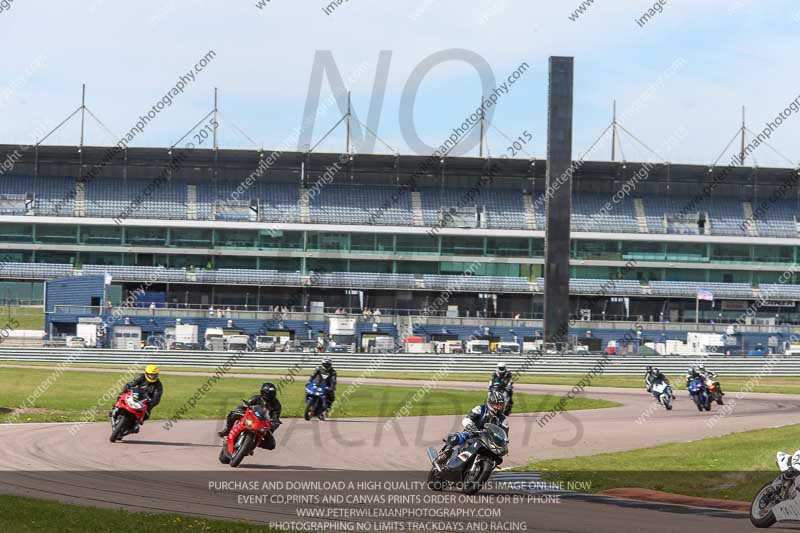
{"left": 0, "top": 348, "right": 799, "bottom": 375}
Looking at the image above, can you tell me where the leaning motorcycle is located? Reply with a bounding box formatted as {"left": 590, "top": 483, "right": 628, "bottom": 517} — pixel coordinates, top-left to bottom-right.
{"left": 218, "top": 404, "right": 273, "bottom": 468}
{"left": 109, "top": 387, "right": 150, "bottom": 442}
{"left": 304, "top": 382, "right": 328, "bottom": 421}
{"left": 488, "top": 380, "right": 512, "bottom": 415}
{"left": 706, "top": 378, "right": 724, "bottom": 405}
{"left": 687, "top": 376, "right": 711, "bottom": 412}
{"left": 651, "top": 380, "right": 673, "bottom": 411}
{"left": 426, "top": 423, "right": 509, "bottom": 495}
{"left": 750, "top": 451, "right": 800, "bottom": 528}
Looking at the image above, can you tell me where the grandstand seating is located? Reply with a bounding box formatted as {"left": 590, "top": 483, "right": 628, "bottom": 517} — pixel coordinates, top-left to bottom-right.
{"left": 309, "top": 184, "right": 412, "bottom": 225}
{"left": 5, "top": 175, "right": 800, "bottom": 238}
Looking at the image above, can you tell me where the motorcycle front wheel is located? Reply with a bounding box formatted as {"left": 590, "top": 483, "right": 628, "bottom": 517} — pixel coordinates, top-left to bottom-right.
{"left": 304, "top": 398, "right": 315, "bottom": 421}
{"left": 427, "top": 468, "right": 443, "bottom": 492}
{"left": 750, "top": 479, "right": 780, "bottom": 528}
{"left": 463, "top": 459, "right": 493, "bottom": 495}
{"left": 230, "top": 433, "right": 255, "bottom": 467}
{"left": 109, "top": 413, "right": 130, "bottom": 442}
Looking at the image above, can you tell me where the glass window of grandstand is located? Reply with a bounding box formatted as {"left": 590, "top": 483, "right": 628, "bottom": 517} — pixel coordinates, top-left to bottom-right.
{"left": 666, "top": 242, "right": 707, "bottom": 262}
{"left": 396, "top": 261, "right": 438, "bottom": 275}
{"left": 163, "top": 254, "right": 210, "bottom": 269}
{"left": 572, "top": 266, "right": 612, "bottom": 279}
{"left": 125, "top": 227, "right": 167, "bottom": 246}
{"left": 1, "top": 250, "right": 32, "bottom": 264}
{"left": 216, "top": 229, "right": 256, "bottom": 248}
{"left": 440, "top": 236, "right": 483, "bottom": 256}
{"left": 751, "top": 245, "right": 793, "bottom": 264}
{"left": 396, "top": 234, "right": 437, "bottom": 254}
{"left": 170, "top": 228, "right": 212, "bottom": 248}
{"left": 350, "top": 233, "right": 395, "bottom": 253}
{"left": 663, "top": 268, "right": 706, "bottom": 282}
{"left": 349, "top": 260, "right": 392, "bottom": 273}
{"left": 216, "top": 256, "right": 258, "bottom": 269}
{"left": 80, "top": 225, "right": 123, "bottom": 245}
{"left": 441, "top": 262, "right": 521, "bottom": 277}
{"left": 0, "top": 223, "right": 33, "bottom": 243}
{"left": 307, "top": 232, "right": 349, "bottom": 251}
{"left": 531, "top": 239, "right": 544, "bottom": 257}
{"left": 708, "top": 270, "right": 751, "bottom": 284}
{"left": 260, "top": 257, "right": 302, "bottom": 272}
{"left": 710, "top": 243, "right": 750, "bottom": 263}
{"left": 486, "top": 237, "right": 528, "bottom": 257}
{"left": 36, "top": 224, "right": 78, "bottom": 244}
{"left": 621, "top": 241, "right": 664, "bottom": 261}
{"left": 79, "top": 252, "right": 125, "bottom": 266}
{"left": 574, "top": 240, "right": 619, "bottom": 260}
{"left": 36, "top": 251, "right": 75, "bottom": 265}
{"left": 257, "top": 230, "right": 302, "bottom": 250}
{"left": 307, "top": 258, "right": 347, "bottom": 273}
{"left": 629, "top": 268, "right": 661, "bottom": 282}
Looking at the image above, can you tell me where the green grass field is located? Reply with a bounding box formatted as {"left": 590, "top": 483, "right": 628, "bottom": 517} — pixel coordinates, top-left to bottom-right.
{"left": 3, "top": 361, "right": 797, "bottom": 396}
{"left": 516, "top": 423, "right": 800, "bottom": 502}
{"left": 0, "top": 495, "right": 288, "bottom": 533}
{"left": 0, "top": 367, "right": 617, "bottom": 424}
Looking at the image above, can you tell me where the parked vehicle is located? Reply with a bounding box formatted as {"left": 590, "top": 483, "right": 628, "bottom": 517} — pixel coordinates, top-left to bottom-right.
{"left": 109, "top": 388, "right": 150, "bottom": 442}
{"left": 427, "top": 423, "right": 509, "bottom": 495}
{"left": 218, "top": 405, "right": 273, "bottom": 468}
{"left": 255, "top": 335, "right": 278, "bottom": 352}
{"left": 66, "top": 336, "right": 86, "bottom": 349}
{"left": 750, "top": 451, "right": 800, "bottom": 527}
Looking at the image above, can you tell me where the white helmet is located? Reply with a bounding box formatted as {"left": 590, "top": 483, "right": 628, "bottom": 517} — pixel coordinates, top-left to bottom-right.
{"left": 497, "top": 362, "right": 506, "bottom": 371}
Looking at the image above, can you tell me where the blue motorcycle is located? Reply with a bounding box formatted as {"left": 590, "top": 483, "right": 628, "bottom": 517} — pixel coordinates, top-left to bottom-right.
{"left": 687, "top": 376, "right": 711, "bottom": 412}
{"left": 304, "top": 381, "right": 328, "bottom": 421}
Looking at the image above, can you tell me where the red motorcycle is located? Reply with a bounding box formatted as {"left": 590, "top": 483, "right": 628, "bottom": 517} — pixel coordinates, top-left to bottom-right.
{"left": 218, "top": 405, "right": 273, "bottom": 467}
{"left": 109, "top": 388, "right": 150, "bottom": 442}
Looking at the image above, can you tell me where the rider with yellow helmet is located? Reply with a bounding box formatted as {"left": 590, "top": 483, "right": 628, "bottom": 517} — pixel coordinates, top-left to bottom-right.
{"left": 110, "top": 365, "right": 163, "bottom": 427}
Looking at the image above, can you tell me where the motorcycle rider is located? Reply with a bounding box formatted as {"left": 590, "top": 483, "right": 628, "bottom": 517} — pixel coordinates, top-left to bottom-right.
{"left": 645, "top": 366, "right": 674, "bottom": 398}
{"left": 309, "top": 357, "right": 337, "bottom": 413}
{"left": 685, "top": 366, "right": 705, "bottom": 387}
{"left": 697, "top": 364, "right": 724, "bottom": 395}
{"left": 109, "top": 365, "right": 163, "bottom": 430}
{"left": 489, "top": 362, "right": 514, "bottom": 415}
{"left": 218, "top": 382, "right": 282, "bottom": 450}
{"left": 437, "top": 390, "right": 508, "bottom": 463}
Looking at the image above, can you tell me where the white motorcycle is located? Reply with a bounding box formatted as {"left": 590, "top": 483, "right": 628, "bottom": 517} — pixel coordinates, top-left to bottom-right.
{"left": 751, "top": 451, "right": 800, "bottom": 527}
{"left": 651, "top": 380, "right": 673, "bottom": 411}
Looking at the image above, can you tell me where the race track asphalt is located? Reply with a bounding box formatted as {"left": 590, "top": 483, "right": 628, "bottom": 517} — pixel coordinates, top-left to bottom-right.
{"left": 2, "top": 371, "right": 800, "bottom": 531}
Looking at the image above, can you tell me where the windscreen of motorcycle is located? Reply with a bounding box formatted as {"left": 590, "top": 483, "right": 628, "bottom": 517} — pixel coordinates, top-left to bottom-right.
{"left": 252, "top": 406, "right": 270, "bottom": 420}
{"left": 482, "top": 423, "right": 508, "bottom": 454}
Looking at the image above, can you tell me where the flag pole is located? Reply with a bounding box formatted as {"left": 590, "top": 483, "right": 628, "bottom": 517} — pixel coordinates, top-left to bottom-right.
{"left": 695, "top": 294, "right": 699, "bottom": 325}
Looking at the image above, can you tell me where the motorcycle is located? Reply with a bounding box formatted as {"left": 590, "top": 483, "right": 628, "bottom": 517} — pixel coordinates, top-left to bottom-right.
{"left": 705, "top": 378, "right": 724, "bottom": 405}
{"left": 651, "top": 380, "right": 673, "bottom": 411}
{"left": 750, "top": 451, "right": 800, "bottom": 528}
{"left": 218, "top": 404, "right": 273, "bottom": 468}
{"left": 109, "top": 387, "right": 150, "bottom": 442}
{"left": 488, "top": 380, "right": 512, "bottom": 416}
{"left": 426, "top": 423, "right": 509, "bottom": 495}
{"left": 687, "top": 376, "right": 711, "bottom": 412}
{"left": 304, "top": 381, "right": 328, "bottom": 421}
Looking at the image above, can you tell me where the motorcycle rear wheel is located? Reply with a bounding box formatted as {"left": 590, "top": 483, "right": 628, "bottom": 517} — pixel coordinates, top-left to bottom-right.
{"left": 230, "top": 433, "right": 255, "bottom": 467}
{"left": 750, "top": 480, "right": 779, "bottom": 528}
{"left": 218, "top": 443, "right": 231, "bottom": 464}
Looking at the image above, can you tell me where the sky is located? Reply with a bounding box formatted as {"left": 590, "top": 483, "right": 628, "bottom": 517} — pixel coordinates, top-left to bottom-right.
{"left": 0, "top": 0, "right": 798, "bottom": 167}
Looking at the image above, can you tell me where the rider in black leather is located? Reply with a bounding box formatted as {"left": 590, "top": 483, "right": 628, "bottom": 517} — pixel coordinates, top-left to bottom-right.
{"left": 489, "top": 362, "right": 514, "bottom": 415}
{"left": 218, "top": 382, "right": 282, "bottom": 449}
{"left": 309, "top": 357, "right": 337, "bottom": 411}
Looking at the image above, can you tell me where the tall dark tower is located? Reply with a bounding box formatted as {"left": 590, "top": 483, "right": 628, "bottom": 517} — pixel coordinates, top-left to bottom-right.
{"left": 543, "top": 56, "right": 574, "bottom": 349}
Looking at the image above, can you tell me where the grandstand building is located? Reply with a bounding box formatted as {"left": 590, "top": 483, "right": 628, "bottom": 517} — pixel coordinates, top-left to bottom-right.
{"left": 1, "top": 143, "right": 799, "bottom": 351}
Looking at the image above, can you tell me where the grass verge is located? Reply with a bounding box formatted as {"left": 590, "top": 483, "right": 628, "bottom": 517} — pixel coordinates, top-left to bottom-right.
{"left": 0, "top": 494, "right": 288, "bottom": 533}
{"left": 1, "top": 361, "right": 796, "bottom": 396}
{"left": 0, "top": 367, "right": 618, "bottom": 424}
{"left": 515, "top": 423, "right": 800, "bottom": 502}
